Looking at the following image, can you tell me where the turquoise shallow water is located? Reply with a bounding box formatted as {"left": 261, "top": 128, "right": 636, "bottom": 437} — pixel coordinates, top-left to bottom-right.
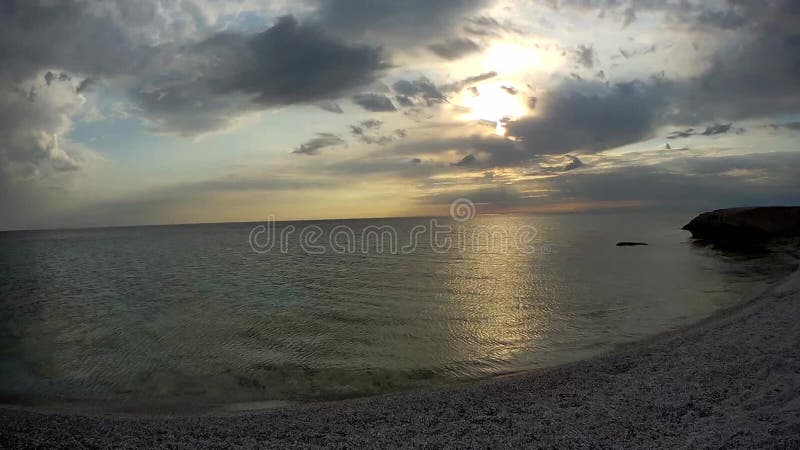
{"left": 0, "top": 212, "right": 792, "bottom": 412}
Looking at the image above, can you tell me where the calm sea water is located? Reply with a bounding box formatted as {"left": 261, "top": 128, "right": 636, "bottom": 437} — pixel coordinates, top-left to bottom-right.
{"left": 0, "top": 212, "right": 792, "bottom": 412}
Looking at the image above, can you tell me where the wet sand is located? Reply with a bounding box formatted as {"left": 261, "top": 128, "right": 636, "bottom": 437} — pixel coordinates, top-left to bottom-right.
{"left": 2, "top": 267, "right": 800, "bottom": 448}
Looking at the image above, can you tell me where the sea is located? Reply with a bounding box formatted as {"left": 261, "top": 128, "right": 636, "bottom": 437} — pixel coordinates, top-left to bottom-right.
{"left": 0, "top": 211, "right": 794, "bottom": 412}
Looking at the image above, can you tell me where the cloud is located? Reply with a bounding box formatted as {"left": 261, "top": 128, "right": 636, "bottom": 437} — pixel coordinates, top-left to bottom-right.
{"left": 696, "top": 8, "right": 747, "bottom": 30}
{"left": 463, "top": 15, "right": 524, "bottom": 36}
{"left": 0, "top": 0, "right": 153, "bottom": 82}
{"left": 453, "top": 154, "right": 477, "bottom": 167}
{"left": 666, "top": 123, "right": 735, "bottom": 139}
{"left": 701, "top": 123, "right": 732, "bottom": 136}
{"left": 506, "top": 80, "right": 669, "bottom": 155}
{"left": 318, "top": 101, "right": 344, "bottom": 113}
{"left": 352, "top": 93, "right": 397, "bottom": 111}
{"left": 562, "top": 155, "right": 584, "bottom": 171}
{"left": 131, "top": 15, "right": 388, "bottom": 134}
{"left": 667, "top": 128, "right": 696, "bottom": 139}
{"left": 440, "top": 71, "right": 498, "bottom": 92}
{"left": 768, "top": 121, "right": 800, "bottom": 132}
{"left": 541, "top": 152, "right": 800, "bottom": 209}
{"left": 390, "top": 133, "right": 531, "bottom": 169}
{"left": 313, "top": 0, "right": 488, "bottom": 45}
{"left": 427, "top": 38, "right": 482, "bottom": 60}
{"left": 292, "top": 133, "right": 346, "bottom": 155}
{"left": 573, "top": 45, "right": 595, "bottom": 68}
{"left": 417, "top": 151, "right": 800, "bottom": 212}
{"left": 0, "top": 3, "right": 391, "bottom": 137}
{"left": 501, "top": 85, "right": 519, "bottom": 95}
{"left": 349, "top": 119, "right": 402, "bottom": 145}
{"left": 671, "top": 0, "right": 800, "bottom": 123}
{"left": 528, "top": 154, "right": 585, "bottom": 175}
{"left": 622, "top": 7, "right": 636, "bottom": 27}
{"left": 392, "top": 77, "right": 447, "bottom": 104}
{"left": 350, "top": 119, "right": 383, "bottom": 135}
{"left": 618, "top": 44, "right": 657, "bottom": 60}
{"left": 0, "top": 74, "right": 85, "bottom": 180}
{"left": 387, "top": 71, "right": 497, "bottom": 109}
{"left": 395, "top": 95, "right": 415, "bottom": 107}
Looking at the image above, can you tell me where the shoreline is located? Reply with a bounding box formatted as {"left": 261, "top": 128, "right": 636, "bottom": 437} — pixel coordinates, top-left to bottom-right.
{"left": 3, "top": 265, "right": 800, "bottom": 447}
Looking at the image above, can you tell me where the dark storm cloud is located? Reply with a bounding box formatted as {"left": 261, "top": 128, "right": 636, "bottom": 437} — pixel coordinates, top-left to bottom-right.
{"left": 292, "top": 133, "right": 346, "bottom": 155}
{"left": 428, "top": 38, "right": 482, "bottom": 60}
{"left": 313, "top": 0, "right": 488, "bottom": 44}
{"left": 677, "top": 6, "right": 800, "bottom": 123}
{"left": 0, "top": 0, "right": 152, "bottom": 82}
{"left": 203, "top": 17, "right": 387, "bottom": 105}
{"left": 505, "top": 80, "right": 669, "bottom": 155}
{"left": 133, "top": 16, "right": 388, "bottom": 134}
{"left": 352, "top": 93, "right": 397, "bottom": 112}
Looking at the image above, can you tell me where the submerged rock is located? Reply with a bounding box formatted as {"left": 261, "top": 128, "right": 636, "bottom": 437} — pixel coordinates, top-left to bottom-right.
{"left": 683, "top": 207, "right": 800, "bottom": 250}
{"left": 616, "top": 242, "right": 648, "bottom": 246}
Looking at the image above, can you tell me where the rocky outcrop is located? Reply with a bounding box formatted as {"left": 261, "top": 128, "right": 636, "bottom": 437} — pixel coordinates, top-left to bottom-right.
{"left": 683, "top": 207, "right": 800, "bottom": 246}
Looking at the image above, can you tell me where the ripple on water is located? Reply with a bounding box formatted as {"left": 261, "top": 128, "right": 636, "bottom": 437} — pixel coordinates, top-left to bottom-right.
{"left": 0, "top": 213, "right": 792, "bottom": 411}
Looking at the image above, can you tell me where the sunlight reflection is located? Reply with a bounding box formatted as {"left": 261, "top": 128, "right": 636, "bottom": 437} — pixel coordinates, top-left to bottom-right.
{"left": 439, "top": 215, "right": 547, "bottom": 375}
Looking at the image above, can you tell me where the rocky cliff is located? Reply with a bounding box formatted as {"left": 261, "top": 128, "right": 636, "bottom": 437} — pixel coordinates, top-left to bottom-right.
{"left": 683, "top": 207, "right": 800, "bottom": 245}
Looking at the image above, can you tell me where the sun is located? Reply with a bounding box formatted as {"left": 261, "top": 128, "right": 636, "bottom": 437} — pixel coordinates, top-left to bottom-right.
{"left": 483, "top": 43, "right": 543, "bottom": 75}
{"left": 461, "top": 81, "right": 527, "bottom": 135}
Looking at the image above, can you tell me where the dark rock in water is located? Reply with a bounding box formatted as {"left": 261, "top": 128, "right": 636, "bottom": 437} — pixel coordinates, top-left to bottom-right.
{"left": 683, "top": 207, "right": 800, "bottom": 251}
{"left": 616, "top": 242, "right": 648, "bottom": 246}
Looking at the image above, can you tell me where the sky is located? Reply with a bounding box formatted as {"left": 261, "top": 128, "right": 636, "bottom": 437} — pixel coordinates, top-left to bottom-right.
{"left": 1, "top": 0, "right": 799, "bottom": 230}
